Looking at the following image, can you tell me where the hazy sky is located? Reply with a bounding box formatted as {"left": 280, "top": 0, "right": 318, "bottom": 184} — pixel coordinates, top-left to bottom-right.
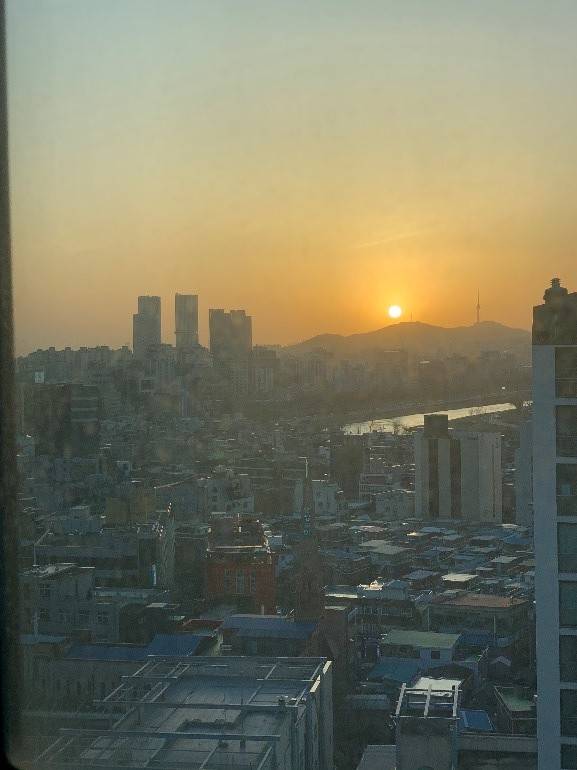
{"left": 7, "top": 0, "right": 577, "bottom": 353}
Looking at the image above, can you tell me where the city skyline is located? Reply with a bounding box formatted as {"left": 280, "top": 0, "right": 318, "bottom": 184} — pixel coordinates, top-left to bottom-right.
{"left": 5, "top": 2, "right": 576, "bottom": 766}
{"left": 7, "top": 0, "right": 577, "bottom": 354}
{"left": 14, "top": 287, "right": 533, "bottom": 357}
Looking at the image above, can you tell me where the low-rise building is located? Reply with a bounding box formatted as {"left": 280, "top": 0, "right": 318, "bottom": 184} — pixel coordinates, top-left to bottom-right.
{"left": 34, "top": 507, "right": 175, "bottom": 589}
{"left": 380, "top": 629, "right": 462, "bottom": 668}
{"left": 357, "top": 540, "right": 413, "bottom": 576}
{"left": 494, "top": 686, "right": 537, "bottom": 736}
{"left": 36, "top": 655, "right": 334, "bottom": 770}
{"left": 374, "top": 489, "right": 415, "bottom": 520}
{"left": 428, "top": 591, "right": 530, "bottom": 655}
{"left": 205, "top": 513, "right": 277, "bottom": 613}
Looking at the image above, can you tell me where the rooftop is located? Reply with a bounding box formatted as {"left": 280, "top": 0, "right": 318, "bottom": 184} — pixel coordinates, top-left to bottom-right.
{"left": 358, "top": 541, "right": 411, "bottom": 556}
{"left": 22, "top": 563, "right": 92, "bottom": 579}
{"left": 36, "top": 655, "right": 331, "bottom": 769}
{"left": 221, "top": 614, "right": 317, "bottom": 640}
{"left": 356, "top": 744, "right": 397, "bottom": 770}
{"left": 533, "top": 278, "right": 577, "bottom": 345}
{"left": 382, "top": 630, "right": 461, "bottom": 650}
{"left": 441, "top": 573, "right": 478, "bottom": 583}
{"left": 66, "top": 634, "right": 210, "bottom": 662}
{"left": 495, "top": 686, "right": 536, "bottom": 714}
{"left": 433, "top": 592, "right": 528, "bottom": 609}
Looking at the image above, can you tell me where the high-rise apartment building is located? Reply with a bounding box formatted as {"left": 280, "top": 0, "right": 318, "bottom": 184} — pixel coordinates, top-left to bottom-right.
{"left": 209, "top": 308, "right": 252, "bottom": 360}
{"left": 174, "top": 293, "right": 198, "bottom": 349}
{"left": 132, "top": 295, "right": 161, "bottom": 358}
{"left": 414, "top": 413, "right": 502, "bottom": 523}
{"left": 533, "top": 278, "right": 577, "bottom": 770}
{"left": 32, "top": 383, "right": 100, "bottom": 457}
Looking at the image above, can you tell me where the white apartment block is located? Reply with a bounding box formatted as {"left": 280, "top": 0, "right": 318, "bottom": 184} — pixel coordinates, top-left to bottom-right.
{"left": 374, "top": 488, "right": 415, "bottom": 520}
{"left": 293, "top": 478, "right": 346, "bottom": 519}
{"left": 533, "top": 279, "right": 577, "bottom": 770}
{"left": 414, "top": 413, "right": 502, "bottom": 524}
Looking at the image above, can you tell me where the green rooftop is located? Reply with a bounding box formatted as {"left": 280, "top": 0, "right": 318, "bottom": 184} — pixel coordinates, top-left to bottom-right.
{"left": 495, "top": 686, "right": 536, "bottom": 714}
{"left": 381, "top": 629, "right": 461, "bottom": 650}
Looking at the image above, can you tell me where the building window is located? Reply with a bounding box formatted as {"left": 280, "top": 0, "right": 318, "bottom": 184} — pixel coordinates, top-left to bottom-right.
{"left": 560, "top": 636, "right": 577, "bottom": 682}
{"left": 561, "top": 690, "right": 577, "bottom": 737}
{"left": 560, "top": 583, "right": 577, "bottom": 627}
{"left": 558, "top": 464, "right": 577, "bottom": 516}
{"left": 431, "top": 650, "right": 441, "bottom": 660}
{"left": 562, "top": 744, "right": 577, "bottom": 769}
{"left": 236, "top": 571, "right": 245, "bottom": 594}
{"left": 557, "top": 406, "right": 577, "bottom": 457}
{"left": 39, "top": 583, "right": 51, "bottom": 599}
{"left": 559, "top": 525, "right": 577, "bottom": 572}
{"left": 250, "top": 572, "right": 256, "bottom": 593}
{"left": 58, "top": 609, "right": 72, "bottom": 625}
{"left": 39, "top": 608, "right": 49, "bottom": 621}
{"left": 556, "top": 348, "right": 577, "bottom": 398}
{"left": 78, "top": 610, "right": 90, "bottom": 626}
{"left": 96, "top": 611, "right": 110, "bottom": 626}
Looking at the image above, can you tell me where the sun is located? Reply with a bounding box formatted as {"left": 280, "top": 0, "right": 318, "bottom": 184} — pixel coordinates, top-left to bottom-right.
{"left": 388, "top": 304, "right": 403, "bottom": 319}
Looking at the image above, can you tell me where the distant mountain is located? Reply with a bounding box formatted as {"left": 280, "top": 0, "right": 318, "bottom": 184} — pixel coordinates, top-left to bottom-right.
{"left": 282, "top": 321, "right": 531, "bottom": 360}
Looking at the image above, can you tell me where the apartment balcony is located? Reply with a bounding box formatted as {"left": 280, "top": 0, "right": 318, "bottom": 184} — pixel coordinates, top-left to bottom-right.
{"left": 556, "top": 379, "right": 577, "bottom": 398}
{"left": 559, "top": 554, "right": 577, "bottom": 572}
{"left": 557, "top": 437, "right": 577, "bottom": 458}
{"left": 558, "top": 495, "right": 577, "bottom": 517}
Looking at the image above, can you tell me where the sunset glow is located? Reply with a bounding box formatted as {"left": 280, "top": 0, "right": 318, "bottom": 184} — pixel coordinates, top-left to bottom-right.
{"left": 7, "top": 1, "right": 577, "bottom": 353}
{"left": 388, "top": 305, "right": 403, "bottom": 320}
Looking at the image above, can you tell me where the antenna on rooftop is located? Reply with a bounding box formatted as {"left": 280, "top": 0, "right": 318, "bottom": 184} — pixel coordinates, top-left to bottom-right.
{"left": 476, "top": 289, "right": 481, "bottom": 325}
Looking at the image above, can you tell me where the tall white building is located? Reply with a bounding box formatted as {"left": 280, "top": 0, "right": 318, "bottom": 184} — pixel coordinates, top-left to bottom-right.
{"left": 414, "top": 413, "right": 502, "bottom": 523}
{"left": 133, "top": 295, "right": 161, "bottom": 359}
{"left": 533, "top": 278, "right": 577, "bottom": 770}
{"left": 174, "top": 293, "right": 198, "bottom": 349}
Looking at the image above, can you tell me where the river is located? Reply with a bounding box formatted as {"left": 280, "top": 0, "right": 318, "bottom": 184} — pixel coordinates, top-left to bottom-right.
{"left": 343, "top": 402, "right": 517, "bottom": 435}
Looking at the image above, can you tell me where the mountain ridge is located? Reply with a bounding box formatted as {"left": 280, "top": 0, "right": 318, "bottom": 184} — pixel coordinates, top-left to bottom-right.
{"left": 282, "top": 320, "right": 531, "bottom": 360}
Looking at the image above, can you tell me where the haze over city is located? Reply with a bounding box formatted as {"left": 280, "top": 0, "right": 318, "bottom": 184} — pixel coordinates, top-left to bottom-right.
{"left": 9, "top": 2, "right": 577, "bottom": 769}
{"left": 7, "top": 0, "right": 577, "bottom": 354}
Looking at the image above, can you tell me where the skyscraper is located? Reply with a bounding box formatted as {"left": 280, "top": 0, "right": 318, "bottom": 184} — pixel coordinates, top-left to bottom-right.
{"left": 414, "top": 413, "right": 502, "bottom": 523}
{"left": 132, "top": 295, "right": 161, "bottom": 358}
{"left": 533, "top": 278, "right": 577, "bottom": 770}
{"left": 209, "top": 308, "right": 252, "bottom": 360}
{"left": 174, "top": 293, "right": 198, "bottom": 349}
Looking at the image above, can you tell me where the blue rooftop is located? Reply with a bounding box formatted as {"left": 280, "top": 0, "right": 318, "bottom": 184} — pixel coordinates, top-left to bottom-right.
{"left": 459, "top": 709, "right": 494, "bottom": 732}
{"left": 403, "top": 570, "right": 438, "bottom": 581}
{"left": 21, "top": 634, "right": 67, "bottom": 645}
{"left": 146, "top": 633, "right": 206, "bottom": 656}
{"left": 66, "top": 633, "right": 207, "bottom": 662}
{"left": 460, "top": 630, "right": 494, "bottom": 647}
{"left": 367, "top": 658, "right": 422, "bottom": 685}
{"left": 222, "top": 614, "right": 317, "bottom": 640}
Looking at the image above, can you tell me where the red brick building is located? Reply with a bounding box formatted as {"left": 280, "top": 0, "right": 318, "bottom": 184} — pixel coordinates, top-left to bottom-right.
{"left": 205, "top": 513, "right": 276, "bottom": 613}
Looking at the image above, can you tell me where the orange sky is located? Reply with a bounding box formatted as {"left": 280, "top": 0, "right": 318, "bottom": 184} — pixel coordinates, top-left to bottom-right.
{"left": 7, "top": 1, "right": 577, "bottom": 353}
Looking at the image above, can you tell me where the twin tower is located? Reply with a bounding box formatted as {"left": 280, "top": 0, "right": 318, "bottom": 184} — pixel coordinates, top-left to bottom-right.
{"left": 133, "top": 294, "right": 198, "bottom": 358}
{"left": 132, "top": 294, "right": 253, "bottom": 361}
